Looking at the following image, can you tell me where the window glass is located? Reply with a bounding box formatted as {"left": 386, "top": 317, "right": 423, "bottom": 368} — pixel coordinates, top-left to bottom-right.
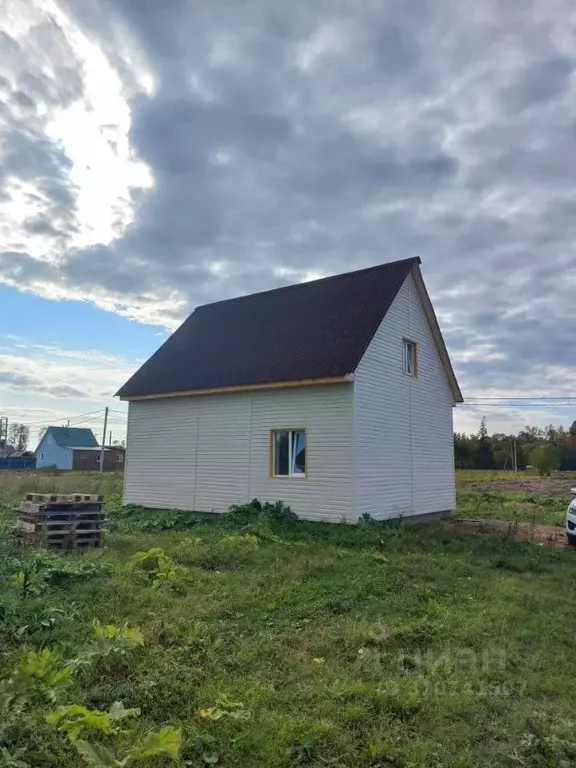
{"left": 273, "top": 430, "right": 306, "bottom": 477}
{"left": 274, "top": 430, "right": 289, "bottom": 476}
{"left": 291, "top": 430, "right": 306, "bottom": 474}
{"left": 403, "top": 339, "right": 417, "bottom": 376}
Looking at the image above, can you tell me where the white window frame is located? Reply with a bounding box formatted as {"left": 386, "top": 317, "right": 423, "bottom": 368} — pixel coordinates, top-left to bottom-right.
{"left": 403, "top": 338, "right": 418, "bottom": 377}
{"left": 271, "top": 429, "right": 307, "bottom": 478}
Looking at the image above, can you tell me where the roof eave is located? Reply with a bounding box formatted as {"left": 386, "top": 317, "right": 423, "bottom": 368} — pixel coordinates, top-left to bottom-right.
{"left": 119, "top": 375, "right": 351, "bottom": 402}
{"left": 410, "top": 264, "right": 464, "bottom": 404}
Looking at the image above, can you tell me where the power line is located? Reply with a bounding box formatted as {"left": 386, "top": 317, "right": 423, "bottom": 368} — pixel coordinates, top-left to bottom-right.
{"left": 465, "top": 396, "right": 576, "bottom": 402}
{"left": 67, "top": 414, "right": 107, "bottom": 427}
{"left": 18, "top": 408, "right": 106, "bottom": 427}
{"left": 460, "top": 403, "right": 576, "bottom": 408}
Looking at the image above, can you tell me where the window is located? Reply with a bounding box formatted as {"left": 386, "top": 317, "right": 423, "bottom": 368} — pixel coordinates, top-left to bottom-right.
{"left": 96, "top": 454, "right": 101, "bottom": 464}
{"left": 272, "top": 429, "right": 306, "bottom": 477}
{"left": 40, "top": 452, "right": 45, "bottom": 461}
{"left": 403, "top": 339, "right": 417, "bottom": 377}
{"left": 117, "top": 453, "right": 124, "bottom": 463}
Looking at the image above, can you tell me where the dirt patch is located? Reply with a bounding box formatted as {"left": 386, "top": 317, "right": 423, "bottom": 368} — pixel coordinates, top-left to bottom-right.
{"left": 450, "top": 518, "right": 570, "bottom": 549}
{"left": 461, "top": 478, "right": 575, "bottom": 498}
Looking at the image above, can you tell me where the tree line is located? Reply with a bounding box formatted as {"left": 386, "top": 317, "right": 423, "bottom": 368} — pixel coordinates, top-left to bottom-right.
{"left": 0, "top": 423, "right": 30, "bottom": 453}
{"left": 454, "top": 417, "right": 576, "bottom": 474}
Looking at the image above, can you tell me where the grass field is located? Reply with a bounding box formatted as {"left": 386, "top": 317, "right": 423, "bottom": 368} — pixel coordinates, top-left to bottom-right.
{"left": 456, "top": 468, "right": 576, "bottom": 484}
{"left": 454, "top": 491, "right": 568, "bottom": 527}
{"left": 1, "top": 471, "right": 575, "bottom": 767}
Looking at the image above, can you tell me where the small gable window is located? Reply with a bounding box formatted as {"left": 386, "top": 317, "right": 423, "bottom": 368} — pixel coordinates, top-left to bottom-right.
{"left": 403, "top": 339, "right": 418, "bottom": 377}
{"left": 272, "top": 429, "right": 306, "bottom": 477}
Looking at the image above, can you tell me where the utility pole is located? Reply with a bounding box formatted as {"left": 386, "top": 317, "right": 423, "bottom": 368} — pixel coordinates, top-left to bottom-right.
{"left": 513, "top": 439, "right": 518, "bottom": 473}
{"left": 100, "top": 407, "right": 109, "bottom": 473}
{"left": 109, "top": 430, "right": 112, "bottom": 445}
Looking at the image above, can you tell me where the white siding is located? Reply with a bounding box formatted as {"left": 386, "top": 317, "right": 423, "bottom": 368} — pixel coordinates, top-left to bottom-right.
{"left": 124, "top": 398, "right": 198, "bottom": 509}
{"left": 249, "top": 386, "right": 354, "bottom": 522}
{"left": 194, "top": 396, "right": 251, "bottom": 513}
{"left": 124, "top": 384, "right": 354, "bottom": 522}
{"left": 354, "top": 272, "right": 455, "bottom": 520}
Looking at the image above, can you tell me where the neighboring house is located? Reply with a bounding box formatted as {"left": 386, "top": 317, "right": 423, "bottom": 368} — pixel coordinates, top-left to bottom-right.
{"left": 72, "top": 446, "right": 126, "bottom": 472}
{"left": 0, "top": 444, "right": 16, "bottom": 459}
{"left": 117, "top": 257, "right": 463, "bottom": 522}
{"left": 35, "top": 427, "right": 99, "bottom": 470}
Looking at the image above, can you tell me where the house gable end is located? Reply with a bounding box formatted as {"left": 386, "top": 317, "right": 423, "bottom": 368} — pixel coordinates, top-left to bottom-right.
{"left": 353, "top": 270, "right": 457, "bottom": 520}
{"left": 34, "top": 431, "right": 49, "bottom": 456}
{"left": 354, "top": 264, "right": 461, "bottom": 404}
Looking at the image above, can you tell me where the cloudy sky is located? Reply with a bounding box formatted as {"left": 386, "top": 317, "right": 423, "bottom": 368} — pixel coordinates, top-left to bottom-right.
{"left": 1, "top": 0, "right": 576, "bottom": 446}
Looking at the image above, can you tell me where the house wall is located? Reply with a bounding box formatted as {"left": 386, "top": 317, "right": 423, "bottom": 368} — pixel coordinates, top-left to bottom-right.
{"left": 35, "top": 433, "right": 72, "bottom": 470}
{"left": 124, "top": 384, "right": 354, "bottom": 522}
{"left": 72, "top": 450, "right": 125, "bottom": 472}
{"left": 353, "top": 271, "right": 456, "bottom": 520}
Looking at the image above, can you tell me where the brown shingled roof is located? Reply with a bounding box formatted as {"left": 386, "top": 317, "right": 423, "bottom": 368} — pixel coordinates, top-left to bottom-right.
{"left": 117, "top": 257, "right": 457, "bottom": 400}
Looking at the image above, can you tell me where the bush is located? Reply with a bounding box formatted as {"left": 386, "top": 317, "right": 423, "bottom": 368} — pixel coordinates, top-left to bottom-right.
{"left": 530, "top": 444, "right": 560, "bottom": 476}
{"left": 228, "top": 498, "right": 297, "bottom": 524}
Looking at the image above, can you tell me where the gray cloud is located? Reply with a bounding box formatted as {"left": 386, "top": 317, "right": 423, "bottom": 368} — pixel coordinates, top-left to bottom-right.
{"left": 0, "top": 370, "right": 87, "bottom": 399}
{"left": 1, "top": 0, "right": 576, "bottom": 406}
{"left": 0, "top": 19, "right": 83, "bottom": 252}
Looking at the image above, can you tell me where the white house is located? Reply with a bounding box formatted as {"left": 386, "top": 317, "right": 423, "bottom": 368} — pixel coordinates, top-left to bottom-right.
{"left": 117, "top": 257, "right": 463, "bottom": 522}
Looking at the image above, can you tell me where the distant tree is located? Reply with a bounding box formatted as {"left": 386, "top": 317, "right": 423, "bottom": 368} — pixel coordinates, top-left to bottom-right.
{"left": 37, "top": 426, "right": 48, "bottom": 441}
{"left": 530, "top": 443, "right": 560, "bottom": 477}
{"left": 474, "top": 417, "right": 495, "bottom": 470}
{"left": 569, "top": 421, "right": 576, "bottom": 438}
{"left": 7, "top": 423, "right": 30, "bottom": 452}
{"left": 454, "top": 433, "right": 476, "bottom": 469}
{"left": 516, "top": 443, "right": 528, "bottom": 471}
{"left": 518, "top": 425, "right": 544, "bottom": 444}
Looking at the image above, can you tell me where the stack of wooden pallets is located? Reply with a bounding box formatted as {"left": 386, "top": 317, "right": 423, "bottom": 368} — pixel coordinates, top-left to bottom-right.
{"left": 15, "top": 493, "right": 105, "bottom": 550}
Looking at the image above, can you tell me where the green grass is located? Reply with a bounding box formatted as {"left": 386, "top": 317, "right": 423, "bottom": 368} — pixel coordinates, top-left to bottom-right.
{"left": 455, "top": 491, "right": 568, "bottom": 527}
{"left": 1, "top": 473, "right": 576, "bottom": 766}
{"left": 456, "top": 469, "right": 576, "bottom": 484}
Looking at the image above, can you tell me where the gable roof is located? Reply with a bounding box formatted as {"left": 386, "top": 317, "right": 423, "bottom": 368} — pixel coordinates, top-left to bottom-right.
{"left": 43, "top": 427, "right": 99, "bottom": 449}
{"left": 117, "top": 257, "right": 462, "bottom": 403}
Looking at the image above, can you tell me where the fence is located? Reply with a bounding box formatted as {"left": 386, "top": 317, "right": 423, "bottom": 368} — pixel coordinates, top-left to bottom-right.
{"left": 0, "top": 457, "right": 37, "bottom": 470}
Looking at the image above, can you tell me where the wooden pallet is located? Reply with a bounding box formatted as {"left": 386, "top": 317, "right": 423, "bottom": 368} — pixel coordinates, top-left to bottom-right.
{"left": 25, "top": 493, "right": 103, "bottom": 504}
{"left": 19, "top": 501, "right": 103, "bottom": 515}
{"left": 15, "top": 494, "right": 106, "bottom": 550}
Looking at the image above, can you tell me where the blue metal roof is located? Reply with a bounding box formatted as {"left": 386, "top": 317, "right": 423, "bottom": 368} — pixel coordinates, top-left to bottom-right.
{"left": 46, "top": 427, "right": 99, "bottom": 448}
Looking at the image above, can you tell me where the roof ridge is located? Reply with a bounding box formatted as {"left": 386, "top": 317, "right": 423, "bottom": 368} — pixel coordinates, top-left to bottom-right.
{"left": 194, "top": 256, "right": 421, "bottom": 312}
